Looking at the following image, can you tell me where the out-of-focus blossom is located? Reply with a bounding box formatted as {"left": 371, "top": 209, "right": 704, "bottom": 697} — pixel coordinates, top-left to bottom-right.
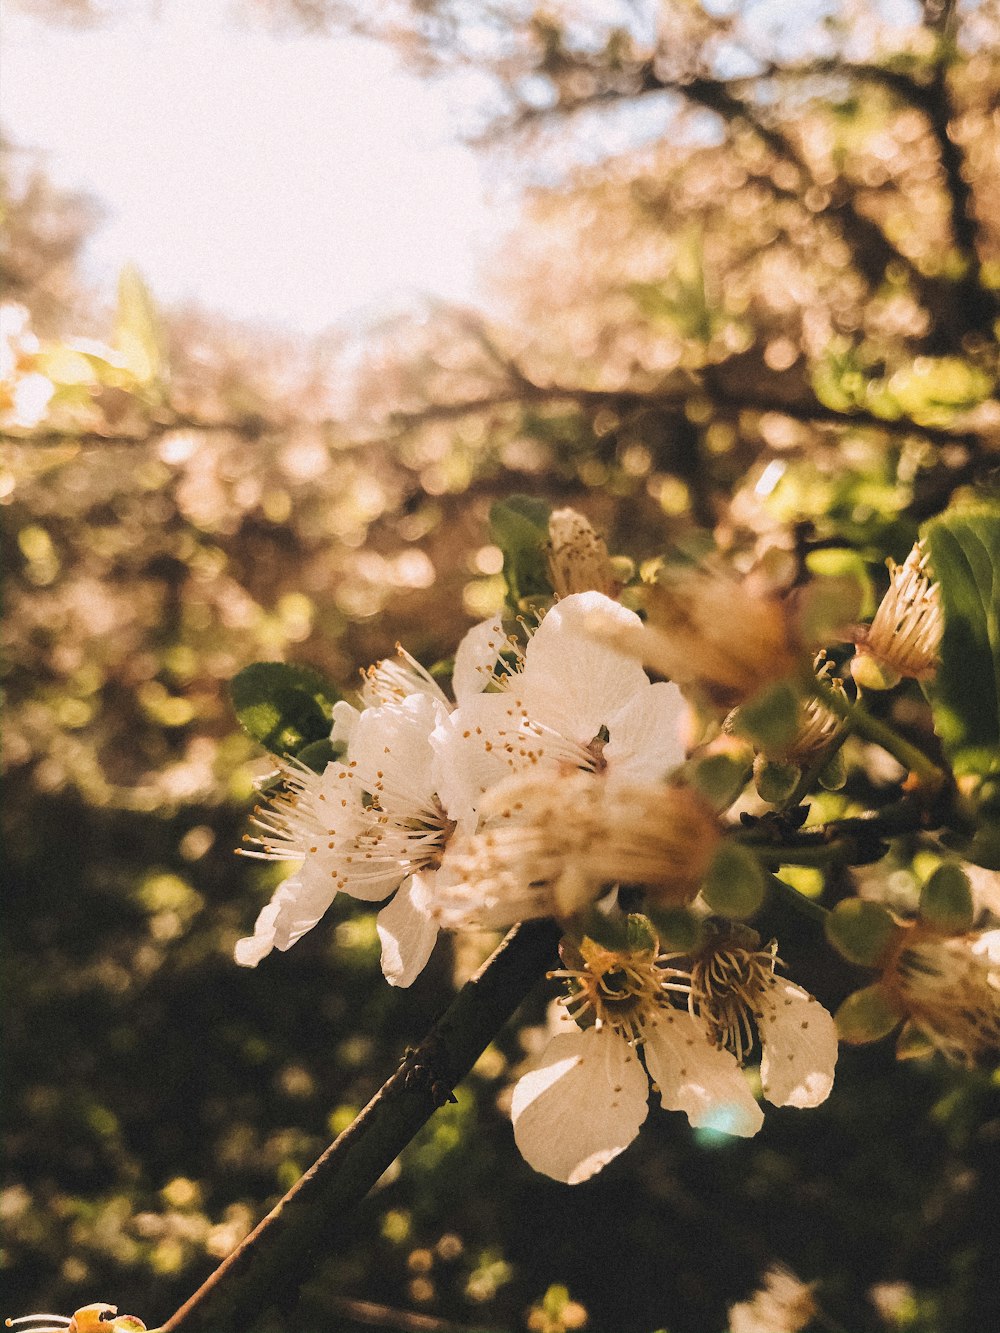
{"left": 433, "top": 768, "right": 720, "bottom": 929}
{"left": 852, "top": 543, "right": 942, "bottom": 689}
{"left": 545, "top": 507, "right": 618, "bottom": 598}
{"left": 0, "top": 303, "right": 54, "bottom": 429}
{"left": 586, "top": 561, "right": 800, "bottom": 708}
{"left": 726, "top": 1266, "right": 818, "bottom": 1333}
{"left": 882, "top": 925, "right": 1000, "bottom": 1065}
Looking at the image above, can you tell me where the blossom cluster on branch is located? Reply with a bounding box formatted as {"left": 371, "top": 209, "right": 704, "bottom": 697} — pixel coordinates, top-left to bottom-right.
{"left": 229, "top": 500, "right": 1000, "bottom": 1185}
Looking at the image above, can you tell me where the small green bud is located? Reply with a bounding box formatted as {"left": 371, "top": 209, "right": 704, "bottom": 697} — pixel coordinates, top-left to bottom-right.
{"left": 919, "top": 863, "right": 974, "bottom": 934}
{"left": 648, "top": 906, "right": 703, "bottom": 953}
{"left": 753, "top": 754, "right": 801, "bottom": 805}
{"left": 835, "top": 984, "right": 901, "bottom": 1044}
{"left": 624, "top": 913, "right": 659, "bottom": 954}
{"left": 825, "top": 898, "right": 899, "bottom": 966}
{"left": 688, "top": 752, "right": 751, "bottom": 808}
{"left": 850, "top": 652, "right": 901, "bottom": 692}
{"left": 701, "top": 843, "right": 768, "bottom": 919}
{"left": 894, "top": 1019, "right": 936, "bottom": 1061}
{"left": 577, "top": 909, "right": 632, "bottom": 952}
{"left": 732, "top": 681, "right": 802, "bottom": 752}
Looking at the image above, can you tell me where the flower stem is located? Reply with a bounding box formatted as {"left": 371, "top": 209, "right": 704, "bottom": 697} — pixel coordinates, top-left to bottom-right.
{"left": 154, "top": 920, "right": 561, "bottom": 1333}
{"left": 809, "top": 675, "right": 947, "bottom": 794}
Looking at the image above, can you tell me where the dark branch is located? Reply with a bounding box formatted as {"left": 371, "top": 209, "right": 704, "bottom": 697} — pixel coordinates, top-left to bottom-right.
{"left": 157, "top": 920, "right": 561, "bottom": 1333}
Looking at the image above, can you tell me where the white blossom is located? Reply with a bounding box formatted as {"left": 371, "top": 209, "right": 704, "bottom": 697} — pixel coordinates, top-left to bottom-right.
{"left": 510, "top": 939, "right": 765, "bottom": 1184}
{"left": 235, "top": 691, "right": 457, "bottom": 986}
{"left": 433, "top": 768, "right": 719, "bottom": 930}
{"left": 436, "top": 592, "right": 688, "bottom": 818}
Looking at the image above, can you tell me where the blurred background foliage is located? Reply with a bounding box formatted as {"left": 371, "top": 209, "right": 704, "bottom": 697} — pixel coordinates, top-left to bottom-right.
{"left": 3, "top": 1, "right": 1000, "bottom": 1330}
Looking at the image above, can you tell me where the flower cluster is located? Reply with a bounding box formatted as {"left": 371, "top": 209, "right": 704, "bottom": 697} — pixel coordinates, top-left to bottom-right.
{"left": 511, "top": 924, "right": 836, "bottom": 1184}
{"left": 234, "top": 505, "right": 998, "bottom": 1184}
{"left": 235, "top": 588, "right": 690, "bottom": 988}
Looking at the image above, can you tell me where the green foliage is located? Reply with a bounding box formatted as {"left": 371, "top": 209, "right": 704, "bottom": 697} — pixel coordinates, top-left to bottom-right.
{"left": 114, "top": 264, "right": 167, "bottom": 394}
{"left": 923, "top": 503, "right": 1000, "bottom": 776}
{"left": 230, "top": 662, "right": 340, "bottom": 758}
{"left": 489, "top": 495, "right": 552, "bottom": 609}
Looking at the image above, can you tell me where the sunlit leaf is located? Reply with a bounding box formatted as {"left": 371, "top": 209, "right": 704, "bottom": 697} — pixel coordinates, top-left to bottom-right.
{"left": 489, "top": 494, "right": 552, "bottom": 608}
{"left": 922, "top": 503, "right": 1000, "bottom": 776}
{"left": 230, "top": 661, "right": 340, "bottom": 758}
{"left": 114, "top": 263, "right": 166, "bottom": 388}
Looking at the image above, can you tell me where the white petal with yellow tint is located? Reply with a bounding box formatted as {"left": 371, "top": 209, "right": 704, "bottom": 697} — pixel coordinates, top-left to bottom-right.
{"left": 643, "top": 1009, "right": 764, "bottom": 1137}
{"left": 511, "top": 1026, "right": 649, "bottom": 1183}
{"left": 520, "top": 593, "right": 651, "bottom": 744}
{"left": 431, "top": 692, "right": 540, "bottom": 822}
{"left": 603, "top": 680, "right": 688, "bottom": 783}
{"left": 376, "top": 873, "right": 439, "bottom": 988}
{"left": 452, "top": 615, "right": 510, "bottom": 701}
{"left": 234, "top": 873, "right": 334, "bottom": 967}
{"left": 348, "top": 693, "right": 444, "bottom": 807}
{"left": 758, "top": 978, "right": 838, "bottom": 1108}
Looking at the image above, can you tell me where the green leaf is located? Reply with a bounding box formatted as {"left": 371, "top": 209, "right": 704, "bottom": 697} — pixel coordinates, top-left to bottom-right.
{"left": 295, "top": 738, "right": 344, "bottom": 773}
{"left": 805, "top": 547, "right": 876, "bottom": 618}
{"left": 230, "top": 662, "right": 340, "bottom": 758}
{"left": 489, "top": 495, "right": 552, "bottom": 608}
{"left": 923, "top": 503, "right": 1000, "bottom": 776}
{"left": 115, "top": 264, "right": 166, "bottom": 388}
{"left": 835, "top": 984, "right": 901, "bottom": 1045}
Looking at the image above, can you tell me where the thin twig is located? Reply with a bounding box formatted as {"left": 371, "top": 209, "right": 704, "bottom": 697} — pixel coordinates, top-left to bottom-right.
{"left": 156, "top": 919, "right": 561, "bottom": 1333}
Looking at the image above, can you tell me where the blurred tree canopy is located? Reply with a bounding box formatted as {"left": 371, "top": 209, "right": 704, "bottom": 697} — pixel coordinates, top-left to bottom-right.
{"left": 3, "top": 1, "right": 1000, "bottom": 1331}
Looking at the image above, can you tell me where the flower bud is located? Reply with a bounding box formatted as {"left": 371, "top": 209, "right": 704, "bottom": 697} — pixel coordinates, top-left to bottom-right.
{"left": 545, "top": 508, "right": 618, "bottom": 599}
{"left": 851, "top": 543, "right": 941, "bottom": 687}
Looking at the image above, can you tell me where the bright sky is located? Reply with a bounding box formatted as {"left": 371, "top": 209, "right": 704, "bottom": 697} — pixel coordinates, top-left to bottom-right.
{"left": 3, "top": 5, "right": 500, "bottom": 334}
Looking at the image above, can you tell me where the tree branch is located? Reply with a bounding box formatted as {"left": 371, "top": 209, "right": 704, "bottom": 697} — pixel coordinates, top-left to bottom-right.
{"left": 156, "top": 919, "right": 561, "bottom": 1333}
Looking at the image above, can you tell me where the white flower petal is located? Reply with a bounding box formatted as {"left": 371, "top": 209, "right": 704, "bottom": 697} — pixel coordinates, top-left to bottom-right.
{"left": 511, "top": 1026, "right": 649, "bottom": 1183}
{"left": 330, "top": 700, "right": 361, "bottom": 749}
{"left": 452, "top": 615, "right": 510, "bottom": 701}
{"left": 431, "top": 693, "right": 552, "bottom": 821}
{"left": 758, "top": 979, "right": 838, "bottom": 1108}
{"left": 603, "top": 680, "right": 688, "bottom": 782}
{"left": 234, "top": 873, "right": 335, "bottom": 967}
{"left": 643, "top": 1009, "right": 764, "bottom": 1137}
{"left": 376, "top": 873, "right": 440, "bottom": 988}
{"left": 348, "top": 693, "right": 444, "bottom": 807}
{"left": 521, "top": 593, "right": 651, "bottom": 743}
